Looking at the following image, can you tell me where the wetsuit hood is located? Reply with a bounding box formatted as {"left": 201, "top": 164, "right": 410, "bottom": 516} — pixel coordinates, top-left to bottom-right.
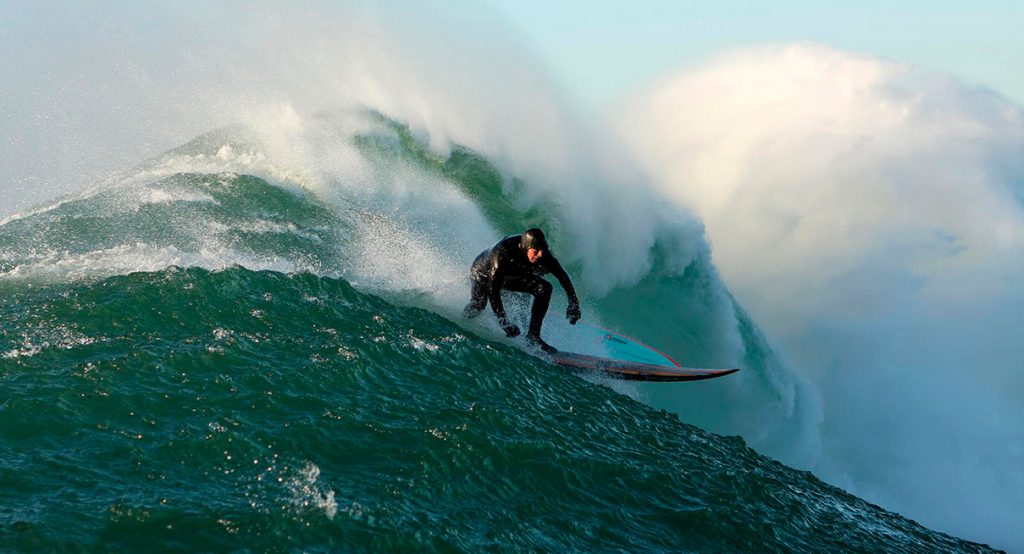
{"left": 520, "top": 228, "right": 549, "bottom": 253}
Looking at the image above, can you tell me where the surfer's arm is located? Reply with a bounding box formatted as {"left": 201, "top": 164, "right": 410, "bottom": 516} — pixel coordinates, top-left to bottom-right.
{"left": 545, "top": 255, "right": 579, "bottom": 305}
{"left": 544, "top": 255, "right": 581, "bottom": 324}
{"left": 488, "top": 268, "right": 507, "bottom": 321}
{"left": 487, "top": 254, "right": 519, "bottom": 335}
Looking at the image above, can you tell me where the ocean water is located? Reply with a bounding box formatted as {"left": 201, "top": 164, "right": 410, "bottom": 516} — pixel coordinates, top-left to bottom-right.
{"left": 0, "top": 114, "right": 997, "bottom": 552}
{"left": 5, "top": 4, "right": 1022, "bottom": 549}
{"left": 0, "top": 268, "right": 993, "bottom": 552}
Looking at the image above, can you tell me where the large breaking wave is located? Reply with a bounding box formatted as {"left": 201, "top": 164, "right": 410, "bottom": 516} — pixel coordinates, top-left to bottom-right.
{"left": 2, "top": 3, "right": 1020, "bottom": 549}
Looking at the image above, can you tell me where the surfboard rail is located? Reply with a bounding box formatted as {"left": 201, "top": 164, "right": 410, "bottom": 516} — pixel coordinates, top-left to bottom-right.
{"left": 550, "top": 351, "right": 739, "bottom": 382}
{"left": 547, "top": 323, "right": 740, "bottom": 382}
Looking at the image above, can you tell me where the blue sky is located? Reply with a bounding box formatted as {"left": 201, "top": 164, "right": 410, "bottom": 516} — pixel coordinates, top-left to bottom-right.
{"left": 484, "top": 0, "right": 1024, "bottom": 110}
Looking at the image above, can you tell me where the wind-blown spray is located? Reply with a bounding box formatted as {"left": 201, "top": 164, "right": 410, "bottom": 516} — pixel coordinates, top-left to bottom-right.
{"left": 623, "top": 42, "right": 1024, "bottom": 549}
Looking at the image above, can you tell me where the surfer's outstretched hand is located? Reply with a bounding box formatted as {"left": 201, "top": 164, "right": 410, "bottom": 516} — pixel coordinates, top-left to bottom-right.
{"left": 566, "top": 302, "right": 581, "bottom": 325}
{"left": 499, "top": 318, "right": 521, "bottom": 337}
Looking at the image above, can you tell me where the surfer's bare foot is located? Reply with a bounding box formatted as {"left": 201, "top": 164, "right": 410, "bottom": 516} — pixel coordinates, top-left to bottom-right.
{"left": 526, "top": 335, "right": 557, "bottom": 354}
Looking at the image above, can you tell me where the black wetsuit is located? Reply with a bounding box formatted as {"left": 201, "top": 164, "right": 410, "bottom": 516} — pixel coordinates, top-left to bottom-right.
{"left": 464, "top": 235, "right": 580, "bottom": 349}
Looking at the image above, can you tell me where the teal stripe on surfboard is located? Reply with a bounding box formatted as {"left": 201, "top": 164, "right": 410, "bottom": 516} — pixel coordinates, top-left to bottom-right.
{"left": 572, "top": 322, "right": 679, "bottom": 368}
{"left": 543, "top": 322, "right": 740, "bottom": 382}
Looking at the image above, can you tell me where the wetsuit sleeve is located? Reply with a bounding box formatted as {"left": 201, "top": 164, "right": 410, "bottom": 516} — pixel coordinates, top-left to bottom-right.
{"left": 487, "top": 251, "right": 509, "bottom": 321}
{"left": 544, "top": 255, "right": 579, "bottom": 305}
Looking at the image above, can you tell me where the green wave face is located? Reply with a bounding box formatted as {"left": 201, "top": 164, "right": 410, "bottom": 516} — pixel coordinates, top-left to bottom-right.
{"left": 0, "top": 114, "right": 995, "bottom": 551}
{"left": 0, "top": 268, "right": 987, "bottom": 552}
{"left": 0, "top": 171, "right": 347, "bottom": 279}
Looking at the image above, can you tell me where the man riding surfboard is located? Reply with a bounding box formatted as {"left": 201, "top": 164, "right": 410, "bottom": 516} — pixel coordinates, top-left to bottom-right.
{"left": 463, "top": 228, "right": 581, "bottom": 353}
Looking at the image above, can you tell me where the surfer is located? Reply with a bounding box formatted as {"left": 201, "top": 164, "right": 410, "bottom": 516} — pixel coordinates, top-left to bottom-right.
{"left": 463, "top": 228, "right": 581, "bottom": 354}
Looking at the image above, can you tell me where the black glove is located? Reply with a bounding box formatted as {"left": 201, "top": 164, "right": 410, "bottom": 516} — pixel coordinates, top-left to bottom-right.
{"left": 499, "top": 318, "right": 521, "bottom": 337}
{"left": 566, "top": 302, "right": 581, "bottom": 325}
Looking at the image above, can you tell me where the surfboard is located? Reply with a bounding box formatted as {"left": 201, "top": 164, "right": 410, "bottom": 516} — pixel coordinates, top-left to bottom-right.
{"left": 547, "top": 323, "right": 739, "bottom": 382}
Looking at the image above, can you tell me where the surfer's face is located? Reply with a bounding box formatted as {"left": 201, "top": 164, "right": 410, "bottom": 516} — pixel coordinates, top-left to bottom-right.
{"left": 526, "top": 248, "right": 543, "bottom": 263}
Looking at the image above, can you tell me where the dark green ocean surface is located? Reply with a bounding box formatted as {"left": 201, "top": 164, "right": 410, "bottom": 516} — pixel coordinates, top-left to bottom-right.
{"left": 0, "top": 268, "right": 994, "bottom": 552}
